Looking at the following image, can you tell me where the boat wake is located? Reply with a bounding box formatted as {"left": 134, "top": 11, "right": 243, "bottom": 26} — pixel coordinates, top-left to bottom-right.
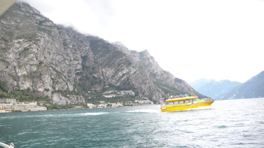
{"left": 78, "top": 112, "right": 108, "bottom": 116}
{"left": 0, "top": 110, "right": 161, "bottom": 119}
{"left": 180, "top": 106, "right": 212, "bottom": 112}
{"left": 48, "top": 112, "right": 109, "bottom": 117}
{"left": 126, "top": 109, "right": 159, "bottom": 113}
{"left": 0, "top": 112, "right": 109, "bottom": 119}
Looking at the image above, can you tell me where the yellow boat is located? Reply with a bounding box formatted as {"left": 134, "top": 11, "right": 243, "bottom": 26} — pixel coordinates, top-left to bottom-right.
{"left": 160, "top": 94, "right": 214, "bottom": 112}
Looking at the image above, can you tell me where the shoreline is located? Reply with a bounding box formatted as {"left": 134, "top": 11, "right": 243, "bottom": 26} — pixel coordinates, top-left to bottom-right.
{"left": 0, "top": 104, "right": 158, "bottom": 113}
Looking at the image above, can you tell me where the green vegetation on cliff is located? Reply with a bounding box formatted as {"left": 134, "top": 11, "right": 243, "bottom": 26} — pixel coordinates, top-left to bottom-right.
{"left": 0, "top": 2, "right": 208, "bottom": 105}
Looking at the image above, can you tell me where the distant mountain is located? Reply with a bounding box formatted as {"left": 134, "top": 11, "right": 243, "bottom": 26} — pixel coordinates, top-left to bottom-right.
{"left": 190, "top": 79, "right": 215, "bottom": 90}
{"left": 198, "top": 80, "right": 241, "bottom": 100}
{"left": 223, "top": 71, "right": 264, "bottom": 99}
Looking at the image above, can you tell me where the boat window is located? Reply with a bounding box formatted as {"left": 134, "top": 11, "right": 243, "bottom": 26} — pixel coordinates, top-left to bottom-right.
{"left": 185, "top": 100, "right": 189, "bottom": 103}
{"left": 179, "top": 101, "right": 184, "bottom": 104}
{"left": 174, "top": 101, "right": 178, "bottom": 104}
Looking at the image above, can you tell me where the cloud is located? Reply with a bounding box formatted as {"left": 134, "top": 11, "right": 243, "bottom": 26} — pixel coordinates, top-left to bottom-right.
{"left": 17, "top": 0, "right": 56, "bottom": 14}
{"left": 15, "top": 0, "right": 264, "bottom": 83}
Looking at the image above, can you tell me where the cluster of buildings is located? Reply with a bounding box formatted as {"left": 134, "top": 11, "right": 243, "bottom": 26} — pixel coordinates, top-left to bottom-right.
{"left": 53, "top": 100, "right": 67, "bottom": 106}
{"left": 135, "top": 99, "right": 153, "bottom": 105}
{"left": 87, "top": 101, "right": 123, "bottom": 108}
{"left": 87, "top": 98, "right": 154, "bottom": 109}
{"left": 0, "top": 98, "right": 47, "bottom": 113}
{"left": 0, "top": 93, "right": 155, "bottom": 112}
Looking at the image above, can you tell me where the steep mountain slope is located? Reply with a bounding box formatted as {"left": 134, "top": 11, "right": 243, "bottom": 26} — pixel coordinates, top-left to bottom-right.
{"left": 197, "top": 80, "right": 241, "bottom": 100}
{"left": 112, "top": 42, "right": 206, "bottom": 98}
{"left": 0, "top": 2, "right": 205, "bottom": 104}
{"left": 0, "top": 2, "right": 87, "bottom": 104}
{"left": 223, "top": 71, "right": 264, "bottom": 99}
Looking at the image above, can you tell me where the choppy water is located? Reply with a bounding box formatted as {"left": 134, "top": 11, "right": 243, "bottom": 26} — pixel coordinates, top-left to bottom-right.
{"left": 1, "top": 98, "right": 264, "bottom": 148}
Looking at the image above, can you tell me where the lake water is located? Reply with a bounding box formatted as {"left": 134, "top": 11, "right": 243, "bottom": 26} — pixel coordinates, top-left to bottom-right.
{"left": 0, "top": 98, "right": 264, "bottom": 148}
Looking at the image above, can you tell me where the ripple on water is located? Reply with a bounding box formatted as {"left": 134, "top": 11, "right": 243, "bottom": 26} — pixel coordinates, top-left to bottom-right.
{"left": 217, "top": 125, "right": 228, "bottom": 128}
{"left": 1, "top": 98, "right": 264, "bottom": 147}
{"left": 126, "top": 109, "right": 159, "bottom": 113}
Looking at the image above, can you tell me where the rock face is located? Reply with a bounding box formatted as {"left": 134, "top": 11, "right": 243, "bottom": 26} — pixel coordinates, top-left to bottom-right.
{"left": 0, "top": 2, "right": 206, "bottom": 104}
{"left": 223, "top": 71, "right": 264, "bottom": 99}
{"left": 112, "top": 42, "right": 206, "bottom": 99}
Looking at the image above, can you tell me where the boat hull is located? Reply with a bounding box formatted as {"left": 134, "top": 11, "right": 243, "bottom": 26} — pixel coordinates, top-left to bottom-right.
{"left": 160, "top": 100, "right": 214, "bottom": 112}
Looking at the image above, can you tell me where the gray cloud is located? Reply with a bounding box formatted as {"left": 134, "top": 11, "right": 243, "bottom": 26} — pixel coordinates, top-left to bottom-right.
{"left": 17, "top": 0, "right": 56, "bottom": 14}
{"left": 83, "top": 0, "right": 115, "bottom": 26}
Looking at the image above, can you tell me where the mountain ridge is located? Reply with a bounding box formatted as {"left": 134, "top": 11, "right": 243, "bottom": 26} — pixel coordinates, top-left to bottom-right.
{"left": 0, "top": 2, "right": 206, "bottom": 105}
{"left": 196, "top": 80, "right": 241, "bottom": 100}
{"left": 223, "top": 71, "right": 264, "bottom": 99}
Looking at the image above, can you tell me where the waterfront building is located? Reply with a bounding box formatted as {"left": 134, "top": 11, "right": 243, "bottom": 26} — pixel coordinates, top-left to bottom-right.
{"left": 118, "top": 90, "right": 135, "bottom": 96}
{"left": 87, "top": 103, "right": 95, "bottom": 108}
{"left": 136, "top": 100, "right": 153, "bottom": 105}
{"left": 0, "top": 98, "right": 16, "bottom": 104}
{"left": 53, "top": 100, "right": 67, "bottom": 106}
{"left": 97, "top": 104, "right": 107, "bottom": 108}
{"left": 99, "top": 101, "right": 105, "bottom": 104}
{"left": 108, "top": 102, "right": 123, "bottom": 107}
{"left": 102, "top": 94, "right": 116, "bottom": 98}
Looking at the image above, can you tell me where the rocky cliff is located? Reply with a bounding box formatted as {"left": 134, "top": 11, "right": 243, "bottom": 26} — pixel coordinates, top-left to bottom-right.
{"left": 112, "top": 42, "right": 206, "bottom": 98}
{"left": 0, "top": 2, "right": 206, "bottom": 104}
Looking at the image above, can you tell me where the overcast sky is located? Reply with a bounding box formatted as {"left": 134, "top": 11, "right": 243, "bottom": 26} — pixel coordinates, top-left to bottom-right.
{"left": 18, "top": 0, "right": 264, "bottom": 83}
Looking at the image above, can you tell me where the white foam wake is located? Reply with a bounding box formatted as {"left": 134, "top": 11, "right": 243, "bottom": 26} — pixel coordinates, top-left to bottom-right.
{"left": 79, "top": 112, "right": 108, "bottom": 116}
{"left": 127, "top": 109, "right": 159, "bottom": 113}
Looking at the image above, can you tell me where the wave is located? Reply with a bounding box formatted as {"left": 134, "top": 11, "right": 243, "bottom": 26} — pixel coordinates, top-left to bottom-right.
{"left": 1, "top": 109, "right": 161, "bottom": 120}
{"left": 41, "top": 112, "right": 109, "bottom": 117}
{"left": 180, "top": 106, "right": 212, "bottom": 112}
{"left": 126, "top": 109, "right": 159, "bottom": 113}
{"left": 78, "top": 112, "right": 108, "bottom": 116}
{"left": 17, "top": 131, "right": 39, "bottom": 136}
{"left": 0, "top": 112, "right": 109, "bottom": 119}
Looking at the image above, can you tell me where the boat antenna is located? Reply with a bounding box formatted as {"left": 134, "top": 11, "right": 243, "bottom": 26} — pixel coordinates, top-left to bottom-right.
{"left": 191, "top": 89, "right": 194, "bottom": 96}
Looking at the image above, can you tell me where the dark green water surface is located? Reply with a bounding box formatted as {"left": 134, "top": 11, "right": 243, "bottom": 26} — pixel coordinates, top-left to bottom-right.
{"left": 1, "top": 98, "right": 264, "bottom": 147}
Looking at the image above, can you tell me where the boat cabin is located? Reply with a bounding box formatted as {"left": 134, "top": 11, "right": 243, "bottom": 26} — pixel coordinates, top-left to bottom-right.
{"left": 165, "top": 99, "right": 198, "bottom": 105}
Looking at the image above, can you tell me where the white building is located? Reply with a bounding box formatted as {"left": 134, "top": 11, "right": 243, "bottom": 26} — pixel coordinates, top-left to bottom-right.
{"left": 29, "top": 101, "right": 37, "bottom": 105}
{"left": 103, "top": 90, "right": 116, "bottom": 94}
{"left": 118, "top": 90, "right": 135, "bottom": 96}
{"left": 99, "top": 101, "right": 105, "bottom": 104}
{"left": 87, "top": 103, "right": 95, "bottom": 108}
{"left": 103, "top": 94, "right": 116, "bottom": 98}
{"left": 53, "top": 100, "right": 67, "bottom": 106}
{"left": 108, "top": 102, "right": 123, "bottom": 107}
{"left": 137, "top": 100, "right": 153, "bottom": 105}
{"left": 97, "top": 104, "right": 107, "bottom": 108}
{"left": 0, "top": 98, "right": 16, "bottom": 104}
{"left": 116, "top": 102, "right": 123, "bottom": 107}
{"left": 0, "top": 103, "right": 47, "bottom": 112}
